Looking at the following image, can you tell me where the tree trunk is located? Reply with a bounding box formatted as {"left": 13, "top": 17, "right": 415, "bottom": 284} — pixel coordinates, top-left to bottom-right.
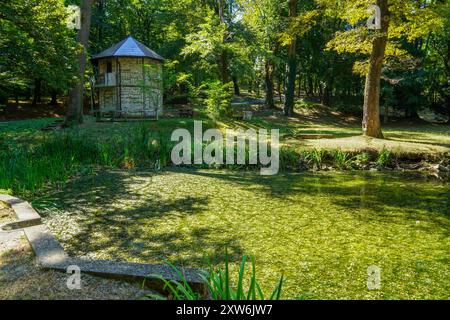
{"left": 265, "top": 58, "right": 275, "bottom": 108}
{"left": 218, "top": 0, "right": 230, "bottom": 84}
{"left": 283, "top": 0, "right": 298, "bottom": 117}
{"left": 277, "top": 77, "right": 283, "bottom": 102}
{"left": 220, "top": 51, "right": 230, "bottom": 84}
{"left": 32, "top": 79, "right": 42, "bottom": 107}
{"left": 383, "top": 105, "right": 389, "bottom": 124}
{"left": 297, "top": 70, "right": 302, "bottom": 98}
{"left": 232, "top": 76, "right": 240, "bottom": 95}
{"left": 65, "top": 0, "right": 94, "bottom": 126}
{"left": 362, "top": 0, "right": 389, "bottom": 138}
{"left": 307, "top": 74, "right": 313, "bottom": 96}
{"left": 444, "top": 39, "right": 450, "bottom": 122}
{"left": 50, "top": 91, "right": 58, "bottom": 106}
{"left": 323, "top": 81, "right": 333, "bottom": 107}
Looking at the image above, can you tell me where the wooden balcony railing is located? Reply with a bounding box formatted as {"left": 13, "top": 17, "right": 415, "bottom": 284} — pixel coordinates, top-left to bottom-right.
{"left": 96, "top": 72, "right": 117, "bottom": 87}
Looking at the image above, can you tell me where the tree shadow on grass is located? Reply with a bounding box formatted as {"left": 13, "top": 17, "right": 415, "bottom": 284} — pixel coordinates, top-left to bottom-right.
{"left": 42, "top": 169, "right": 449, "bottom": 270}
{"left": 42, "top": 170, "right": 244, "bottom": 267}
{"left": 175, "top": 168, "right": 450, "bottom": 225}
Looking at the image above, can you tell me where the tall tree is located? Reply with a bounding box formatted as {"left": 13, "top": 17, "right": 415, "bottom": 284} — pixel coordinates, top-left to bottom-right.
{"left": 284, "top": 0, "right": 298, "bottom": 116}
{"left": 362, "top": 0, "right": 389, "bottom": 138}
{"left": 0, "top": 0, "right": 78, "bottom": 106}
{"left": 325, "top": 0, "right": 446, "bottom": 138}
{"left": 218, "top": 0, "right": 230, "bottom": 84}
{"left": 241, "top": 0, "right": 284, "bottom": 109}
{"left": 65, "top": 0, "right": 94, "bottom": 126}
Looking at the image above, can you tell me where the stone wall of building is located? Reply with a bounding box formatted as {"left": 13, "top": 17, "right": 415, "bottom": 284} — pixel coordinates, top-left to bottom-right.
{"left": 96, "top": 57, "right": 163, "bottom": 117}
{"left": 98, "top": 87, "right": 117, "bottom": 111}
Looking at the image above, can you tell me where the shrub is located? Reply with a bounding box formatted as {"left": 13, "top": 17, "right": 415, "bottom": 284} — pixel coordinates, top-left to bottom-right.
{"left": 280, "top": 147, "right": 299, "bottom": 170}
{"left": 310, "top": 149, "right": 325, "bottom": 170}
{"left": 204, "top": 81, "right": 233, "bottom": 120}
{"left": 376, "top": 148, "right": 392, "bottom": 168}
{"left": 333, "top": 149, "right": 353, "bottom": 170}
{"left": 355, "top": 152, "right": 371, "bottom": 166}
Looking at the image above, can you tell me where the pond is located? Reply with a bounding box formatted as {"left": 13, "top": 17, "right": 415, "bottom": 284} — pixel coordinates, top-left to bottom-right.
{"left": 40, "top": 169, "right": 450, "bottom": 299}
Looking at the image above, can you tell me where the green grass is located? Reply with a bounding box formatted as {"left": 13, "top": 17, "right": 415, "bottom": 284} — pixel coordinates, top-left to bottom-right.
{"left": 1, "top": 114, "right": 449, "bottom": 197}
{"left": 40, "top": 169, "right": 450, "bottom": 300}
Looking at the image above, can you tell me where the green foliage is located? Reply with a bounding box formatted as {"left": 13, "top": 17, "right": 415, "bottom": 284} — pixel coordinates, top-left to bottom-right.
{"left": 310, "top": 149, "right": 325, "bottom": 169}
{"left": 295, "top": 98, "right": 316, "bottom": 109}
{"left": 146, "top": 250, "right": 284, "bottom": 300}
{"left": 376, "top": 147, "right": 392, "bottom": 168}
{"left": 1, "top": 0, "right": 448, "bottom": 116}
{"left": 204, "top": 81, "right": 233, "bottom": 120}
{"left": 0, "top": 126, "right": 172, "bottom": 197}
{"left": 355, "top": 152, "right": 371, "bottom": 166}
{"left": 333, "top": 149, "right": 353, "bottom": 170}
{"left": 0, "top": 0, "right": 79, "bottom": 97}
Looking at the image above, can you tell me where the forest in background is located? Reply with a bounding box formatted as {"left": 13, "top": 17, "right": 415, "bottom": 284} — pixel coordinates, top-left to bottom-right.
{"left": 0, "top": 0, "right": 449, "bottom": 132}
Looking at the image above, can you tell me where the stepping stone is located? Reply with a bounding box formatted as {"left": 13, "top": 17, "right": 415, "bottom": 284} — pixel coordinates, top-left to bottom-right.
{"left": 46, "top": 258, "right": 207, "bottom": 294}
{"left": 0, "top": 195, "right": 41, "bottom": 230}
{"left": 24, "top": 224, "right": 68, "bottom": 266}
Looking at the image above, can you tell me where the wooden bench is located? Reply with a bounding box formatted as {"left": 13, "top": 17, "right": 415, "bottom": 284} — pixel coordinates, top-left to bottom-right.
{"left": 41, "top": 120, "right": 65, "bottom": 131}
{"left": 165, "top": 107, "right": 194, "bottom": 118}
{"left": 92, "top": 109, "right": 159, "bottom": 122}
{"left": 231, "top": 111, "right": 253, "bottom": 121}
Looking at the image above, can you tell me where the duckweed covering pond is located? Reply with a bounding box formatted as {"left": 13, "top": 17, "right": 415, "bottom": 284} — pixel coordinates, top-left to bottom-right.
{"left": 40, "top": 169, "right": 450, "bottom": 299}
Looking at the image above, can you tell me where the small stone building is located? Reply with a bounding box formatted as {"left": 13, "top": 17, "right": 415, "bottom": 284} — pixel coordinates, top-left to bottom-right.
{"left": 91, "top": 36, "right": 164, "bottom": 119}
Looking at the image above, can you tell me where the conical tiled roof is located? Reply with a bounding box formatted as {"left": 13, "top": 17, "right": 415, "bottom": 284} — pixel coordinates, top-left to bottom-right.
{"left": 91, "top": 36, "right": 164, "bottom": 61}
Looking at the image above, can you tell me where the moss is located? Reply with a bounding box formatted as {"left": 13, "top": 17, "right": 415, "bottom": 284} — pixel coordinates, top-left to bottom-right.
{"left": 42, "top": 169, "right": 450, "bottom": 300}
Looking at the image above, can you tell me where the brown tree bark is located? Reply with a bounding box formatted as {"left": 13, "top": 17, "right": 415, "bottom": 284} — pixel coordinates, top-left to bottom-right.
{"left": 283, "top": 0, "right": 298, "bottom": 117}
{"left": 65, "top": 0, "right": 94, "bottom": 126}
{"left": 362, "top": 0, "right": 389, "bottom": 138}
{"left": 32, "top": 78, "right": 42, "bottom": 107}
{"left": 49, "top": 90, "right": 58, "bottom": 106}
{"left": 265, "top": 58, "right": 275, "bottom": 108}
{"left": 232, "top": 76, "right": 240, "bottom": 95}
{"left": 218, "top": 0, "right": 230, "bottom": 84}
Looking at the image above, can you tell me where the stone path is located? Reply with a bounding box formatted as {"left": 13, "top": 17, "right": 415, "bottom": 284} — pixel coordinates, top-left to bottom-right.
{"left": 0, "top": 203, "right": 23, "bottom": 252}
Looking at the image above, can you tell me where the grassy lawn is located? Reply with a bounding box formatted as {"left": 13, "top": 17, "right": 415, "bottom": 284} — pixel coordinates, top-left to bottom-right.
{"left": 39, "top": 169, "right": 450, "bottom": 300}
{"left": 1, "top": 104, "right": 450, "bottom": 158}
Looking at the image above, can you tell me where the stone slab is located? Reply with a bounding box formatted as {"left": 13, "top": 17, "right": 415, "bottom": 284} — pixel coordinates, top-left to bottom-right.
{"left": 0, "top": 195, "right": 41, "bottom": 228}
{"left": 23, "top": 224, "right": 68, "bottom": 265}
{"left": 46, "top": 258, "right": 207, "bottom": 294}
